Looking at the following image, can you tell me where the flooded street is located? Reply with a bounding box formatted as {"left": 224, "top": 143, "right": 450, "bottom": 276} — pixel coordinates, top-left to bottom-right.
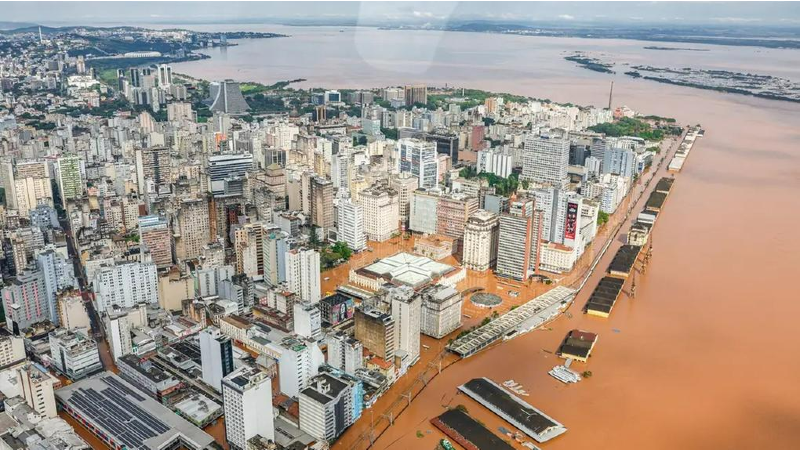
{"left": 170, "top": 26, "right": 800, "bottom": 450}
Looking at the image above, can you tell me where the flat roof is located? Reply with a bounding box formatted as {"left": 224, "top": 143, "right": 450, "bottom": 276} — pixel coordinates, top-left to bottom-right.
{"left": 608, "top": 245, "right": 641, "bottom": 276}
{"left": 585, "top": 277, "right": 625, "bottom": 315}
{"left": 359, "top": 252, "right": 456, "bottom": 288}
{"left": 431, "top": 408, "right": 515, "bottom": 450}
{"left": 55, "top": 372, "right": 214, "bottom": 450}
{"left": 458, "top": 378, "right": 566, "bottom": 443}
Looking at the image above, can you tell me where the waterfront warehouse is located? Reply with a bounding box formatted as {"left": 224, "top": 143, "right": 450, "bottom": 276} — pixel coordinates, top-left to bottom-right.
{"left": 557, "top": 330, "right": 599, "bottom": 362}
{"left": 430, "top": 408, "right": 515, "bottom": 450}
{"left": 584, "top": 277, "right": 625, "bottom": 317}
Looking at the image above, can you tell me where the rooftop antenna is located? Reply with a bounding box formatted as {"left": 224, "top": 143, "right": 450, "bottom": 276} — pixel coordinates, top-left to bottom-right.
{"left": 608, "top": 81, "right": 614, "bottom": 110}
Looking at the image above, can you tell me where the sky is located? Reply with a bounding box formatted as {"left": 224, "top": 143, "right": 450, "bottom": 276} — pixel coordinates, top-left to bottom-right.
{"left": 3, "top": 1, "right": 800, "bottom": 27}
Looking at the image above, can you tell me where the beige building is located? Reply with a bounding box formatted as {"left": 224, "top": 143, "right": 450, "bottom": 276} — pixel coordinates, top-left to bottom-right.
{"left": 354, "top": 307, "right": 395, "bottom": 361}
{"left": 462, "top": 210, "right": 500, "bottom": 271}
{"left": 436, "top": 194, "right": 479, "bottom": 243}
{"left": 17, "top": 362, "right": 58, "bottom": 418}
{"left": 57, "top": 290, "right": 91, "bottom": 331}
{"left": 176, "top": 197, "right": 210, "bottom": 261}
{"left": 0, "top": 329, "right": 26, "bottom": 366}
{"left": 390, "top": 172, "right": 419, "bottom": 226}
{"left": 234, "top": 222, "right": 264, "bottom": 279}
{"left": 359, "top": 183, "right": 399, "bottom": 242}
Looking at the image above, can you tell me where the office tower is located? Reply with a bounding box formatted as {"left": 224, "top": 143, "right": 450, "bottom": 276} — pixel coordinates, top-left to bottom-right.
{"left": 200, "top": 327, "right": 234, "bottom": 392}
{"left": 326, "top": 331, "right": 364, "bottom": 375}
{"left": 603, "top": 146, "right": 637, "bottom": 178}
{"left": 390, "top": 172, "right": 419, "bottom": 227}
{"left": 285, "top": 248, "right": 321, "bottom": 303}
{"left": 337, "top": 197, "right": 366, "bottom": 252}
{"left": 323, "top": 90, "right": 341, "bottom": 103}
{"left": 176, "top": 198, "right": 210, "bottom": 261}
{"left": 103, "top": 304, "right": 147, "bottom": 361}
{"left": 358, "top": 183, "right": 400, "bottom": 242}
{"left": 398, "top": 138, "right": 439, "bottom": 189}
{"left": 310, "top": 176, "right": 334, "bottom": 231}
{"left": 234, "top": 222, "right": 264, "bottom": 279}
{"left": 139, "top": 215, "right": 173, "bottom": 268}
{"left": 157, "top": 64, "right": 172, "bottom": 87}
{"left": 207, "top": 153, "right": 252, "bottom": 195}
{"left": 278, "top": 336, "right": 324, "bottom": 398}
{"left": 57, "top": 155, "right": 83, "bottom": 203}
{"left": 48, "top": 328, "right": 102, "bottom": 380}
{"left": 1, "top": 269, "right": 49, "bottom": 333}
{"left": 496, "top": 197, "right": 535, "bottom": 280}
{"left": 354, "top": 306, "right": 395, "bottom": 361}
{"left": 463, "top": 210, "right": 500, "bottom": 271}
{"left": 409, "top": 188, "right": 440, "bottom": 235}
{"left": 522, "top": 133, "right": 570, "bottom": 189}
{"left": 404, "top": 84, "right": 427, "bottom": 106}
{"left": 92, "top": 260, "right": 159, "bottom": 312}
{"left": 262, "top": 226, "right": 288, "bottom": 286}
{"left": 426, "top": 130, "right": 460, "bottom": 165}
{"left": 17, "top": 362, "right": 58, "bottom": 418}
{"left": 208, "top": 80, "right": 250, "bottom": 115}
{"left": 389, "top": 286, "right": 421, "bottom": 367}
{"left": 35, "top": 248, "right": 77, "bottom": 327}
{"left": 135, "top": 146, "right": 171, "bottom": 192}
{"left": 222, "top": 365, "right": 275, "bottom": 448}
{"left": 437, "top": 194, "right": 479, "bottom": 242}
{"left": 531, "top": 187, "right": 582, "bottom": 247}
{"left": 299, "top": 373, "right": 363, "bottom": 442}
{"left": 0, "top": 328, "right": 26, "bottom": 366}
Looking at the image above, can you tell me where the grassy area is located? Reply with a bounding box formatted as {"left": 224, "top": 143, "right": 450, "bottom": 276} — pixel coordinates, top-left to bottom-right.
{"left": 588, "top": 117, "right": 682, "bottom": 141}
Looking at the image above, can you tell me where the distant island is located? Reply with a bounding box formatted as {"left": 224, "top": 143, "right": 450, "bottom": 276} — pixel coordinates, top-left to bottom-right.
{"left": 563, "top": 52, "right": 615, "bottom": 74}
{"left": 643, "top": 46, "right": 710, "bottom": 52}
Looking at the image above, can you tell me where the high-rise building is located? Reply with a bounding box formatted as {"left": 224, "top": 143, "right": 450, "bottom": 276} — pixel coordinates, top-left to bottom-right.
{"left": 222, "top": 365, "right": 275, "bottom": 449}
{"left": 207, "top": 153, "right": 253, "bottom": 195}
{"left": 17, "top": 362, "right": 58, "bottom": 418}
{"left": 285, "top": 248, "right": 321, "bottom": 303}
{"left": 299, "top": 373, "right": 362, "bottom": 442}
{"left": 0, "top": 328, "right": 26, "bottom": 366}
{"left": 293, "top": 302, "right": 322, "bottom": 340}
{"left": 496, "top": 197, "right": 535, "bottom": 281}
{"left": 139, "top": 215, "right": 173, "bottom": 268}
{"left": 278, "top": 336, "right": 324, "bottom": 398}
{"left": 437, "top": 194, "right": 479, "bottom": 243}
{"left": 234, "top": 222, "right": 264, "bottom": 279}
{"left": 603, "top": 146, "right": 637, "bottom": 179}
{"left": 102, "top": 304, "right": 147, "bottom": 361}
{"left": 462, "top": 210, "right": 500, "bottom": 271}
{"left": 310, "top": 176, "right": 334, "bottom": 232}
{"left": 92, "top": 260, "right": 159, "bottom": 312}
{"left": 358, "top": 183, "right": 400, "bottom": 242}
{"left": 390, "top": 172, "right": 419, "bottom": 227}
{"left": 57, "top": 290, "right": 90, "bottom": 331}
{"left": 200, "top": 326, "right": 234, "bottom": 392}
{"left": 389, "top": 286, "right": 421, "bottom": 367}
{"left": 56, "top": 155, "right": 83, "bottom": 203}
{"left": 48, "top": 328, "right": 102, "bottom": 380}
{"left": 354, "top": 306, "right": 395, "bottom": 361}
{"left": 337, "top": 197, "right": 366, "bottom": 252}
{"left": 403, "top": 84, "right": 427, "bottom": 106}
{"left": 477, "top": 148, "right": 514, "bottom": 178}
{"left": 522, "top": 133, "right": 570, "bottom": 189}
{"left": 1, "top": 268, "right": 49, "bottom": 333}
{"left": 35, "top": 248, "right": 77, "bottom": 327}
{"left": 326, "top": 331, "right": 364, "bottom": 375}
{"left": 208, "top": 80, "right": 250, "bottom": 115}
{"left": 398, "top": 138, "right": 439, "bottom": 189}
{"left": 409, "top": 188, "right": 439, "bottom": 235}
{"left": 176, "top": 198, "right": 210, "bottom": 261}
{"left": 135, "top": 146, "right": 171, "bottom": 192}
{"left": 262, "top": 226, "right": 288, "bottom": 286}
{"left": 14, "top": 176, "right": 52, "bottom": 217}
{"left": 157, "top": 64, "right": 172, "bottom": 87}
{"left": 419, "top": 285, "right": 462, "bottom": 339}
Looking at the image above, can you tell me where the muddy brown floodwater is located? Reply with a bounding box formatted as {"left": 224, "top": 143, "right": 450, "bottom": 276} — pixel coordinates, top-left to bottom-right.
{"left": 168, "top": 26, "right": 800, "bottom": 449}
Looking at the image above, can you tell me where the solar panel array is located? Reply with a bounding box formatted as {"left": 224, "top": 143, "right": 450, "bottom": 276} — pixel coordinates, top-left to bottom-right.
{"left": 66, "top": 375, "right": 171, "bottom": 449}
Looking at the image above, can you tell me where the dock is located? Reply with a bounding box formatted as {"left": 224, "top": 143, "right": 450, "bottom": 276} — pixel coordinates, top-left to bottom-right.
{"left": 556, "top": 330, "right": 598, "bottom": 362}
{"left": 669, "top": 127, "right": 701, "bottom": 172}
{"left": 430, "top": 408, "right": 515, "bottom": 450}
{"left": 608, "top": 245, "right": 642, "bottom": 278}
{"left": 458, "top": 378, "right": 567, "bottom": 443}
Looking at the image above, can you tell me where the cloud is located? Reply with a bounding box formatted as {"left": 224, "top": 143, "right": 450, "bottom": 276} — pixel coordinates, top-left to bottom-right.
{"left": 558, "top": 14, "right": 575, "bottom": 20}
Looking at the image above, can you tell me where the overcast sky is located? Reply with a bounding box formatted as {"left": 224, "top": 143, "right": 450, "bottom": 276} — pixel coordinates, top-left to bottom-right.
{"left": 4, "top": 2, "right": 800, "bottom": 27}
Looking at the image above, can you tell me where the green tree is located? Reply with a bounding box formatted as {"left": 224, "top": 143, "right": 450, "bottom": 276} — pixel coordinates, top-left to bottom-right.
{"left": 597, "top": 211, "right": 610, "bottom": 225}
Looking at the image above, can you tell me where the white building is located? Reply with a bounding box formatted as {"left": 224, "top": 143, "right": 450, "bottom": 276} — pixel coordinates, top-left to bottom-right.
{"left": 293, "top": 301, "right": 322, "bottom": 340}
{"left": 477, "top": 148, "right": 514, "bottom": 178}
{"left": 299, "top": 373, "right": 361, "bottom": 442}
{"left": 36, "top": 248, "right": 77, "bottom": 327}
{"left": 462, "top": 210, "right": 499, "bottom": 271}
{"left": 200, "top": 326, "right": 234, "bottom": 392}
{"left": 222, "top": 365, "right": 275, "bottom": 449}
{"left": 389, "top": 286, "right": 421, "bottom": 368}
{"left": 522, "top": 133, "right": 570, "bottom": 189}
{"left": 278, "top": 336, "right": 324, "bottom": 398}
{"left": 102, "top": 304, "right": 147, "bottom": 362}
{"left": 48, "top": 329, "right": 102, "bottom": 380}
{"left": 419, "top": 285, "right": 463, "bottom": 339}
{"left": 398, "top": 138, "right": 438, "bottom": 189}
{"left": 337, "top": 197, "right": 366, "bottom": 252}
{"left": 0, "top": 329, "right": 26, "bottom": 367}
{"left": 285, "top": 249, "right": 321, "bottom": 303}
{"left": 92, "top": 260, "right": 159, "bottom": 312}
{"left": 358, "top": 183, "right": 400, "bottom": 242}
{"left": 326, "top": 332, "right": 364, "bottom": 375}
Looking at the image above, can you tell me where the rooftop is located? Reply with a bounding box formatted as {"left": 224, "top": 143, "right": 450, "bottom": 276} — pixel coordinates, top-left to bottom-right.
{"left": 357, "top": 252, "right": 457, "bottom": 289}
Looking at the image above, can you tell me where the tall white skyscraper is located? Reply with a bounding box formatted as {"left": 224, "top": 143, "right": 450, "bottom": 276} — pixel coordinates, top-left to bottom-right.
{"left": 389, "top": 286, "right": 421, "bottom": 368}
{"left": 35, "top": 248, "right": 77, "bottom": 327}
{"left": 522, "top": 133, "right": 570, "bottom": 189}
{"left": 222, "top": 365, "right": 275, "bottom": 449}
{"left": 200, "top": 327, "right": 234, "bottom": 392}
{"left": 398, "top": 138, "right": 439, "bottom": 189}
{"left": 326, "top": 331, "right": 364, "bottom": 375}
{"left": 337, "top": 197, "right": 366, "bottom": 252}
{"left": 285, "top": 248, "right": 321, "bottom": 303}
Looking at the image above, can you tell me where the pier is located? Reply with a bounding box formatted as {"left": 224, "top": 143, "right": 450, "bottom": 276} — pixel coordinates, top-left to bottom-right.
{"left": 430, "top": 408, "right": 515, "bottom": 450}
{"left": 584, "top": 277, "right": 625, "bottom": 317}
